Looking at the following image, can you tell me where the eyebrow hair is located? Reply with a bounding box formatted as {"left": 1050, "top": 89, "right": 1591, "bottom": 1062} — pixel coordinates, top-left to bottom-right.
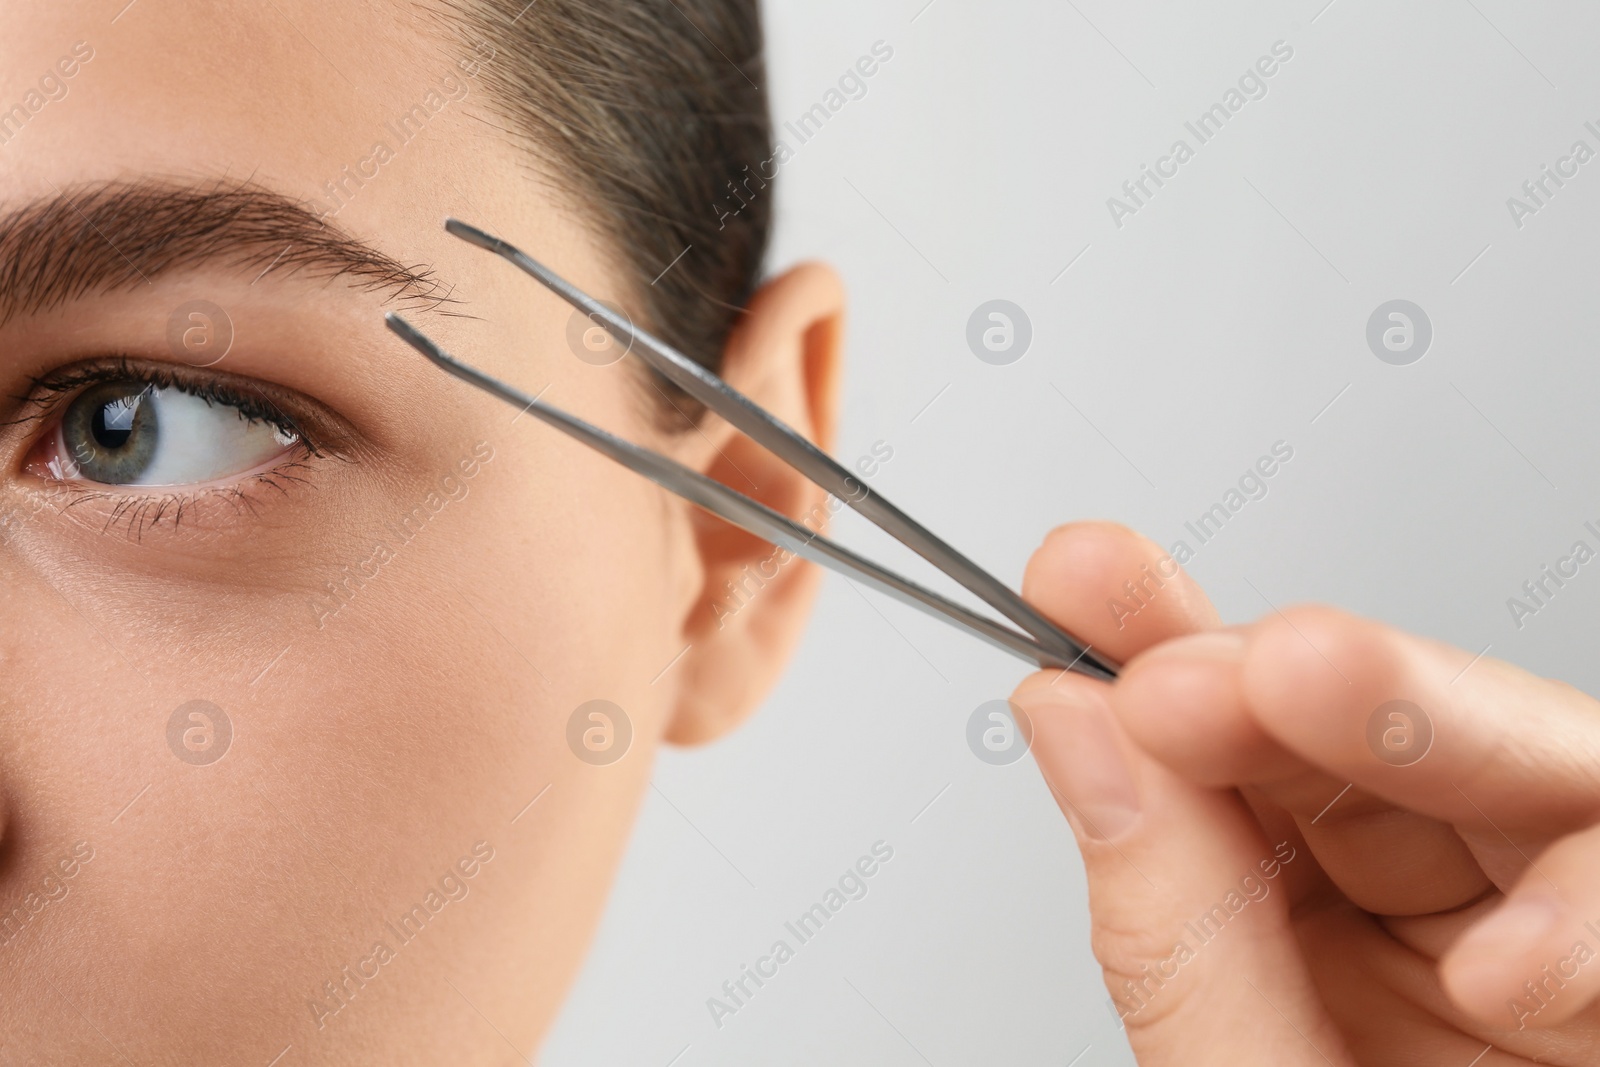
{"left": 0, "top": 178, "right": 459, "bottom": 328}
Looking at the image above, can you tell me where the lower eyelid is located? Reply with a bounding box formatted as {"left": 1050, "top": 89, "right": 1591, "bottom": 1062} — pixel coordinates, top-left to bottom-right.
{"left": 15, "top": 455, "right": 322, "bottom": 542}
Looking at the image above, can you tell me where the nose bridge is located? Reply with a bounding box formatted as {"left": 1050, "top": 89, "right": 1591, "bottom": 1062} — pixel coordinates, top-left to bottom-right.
{"left": 0, "top": 491, "right": 77, "bottom": 677}
{"left": 0, "top": 495, "right": 42, "bottom": 714}
{"left": 0, "top": 495, "right": 30, "bottom": 608}
{"left": 0, "top": 491, "right": 46, "bottom": 590}
{"left": 0, "top": 482, "right": 49, "bottom": 539}
{"left": 0, "top": 498, "right": 23, "bottom": 851}
{"left": 0, "top": 495, "right": 120, "bottom": 865}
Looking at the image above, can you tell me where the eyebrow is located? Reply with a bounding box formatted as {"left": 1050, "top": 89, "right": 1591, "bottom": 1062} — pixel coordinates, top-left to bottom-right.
{"left": 0, "top": 178, "right": 458, "bottom": 328}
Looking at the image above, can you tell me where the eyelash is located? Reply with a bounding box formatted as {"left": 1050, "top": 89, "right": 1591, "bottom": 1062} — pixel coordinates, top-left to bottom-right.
{"left": 6, "top": 356, "right": 326, "bottom": 540}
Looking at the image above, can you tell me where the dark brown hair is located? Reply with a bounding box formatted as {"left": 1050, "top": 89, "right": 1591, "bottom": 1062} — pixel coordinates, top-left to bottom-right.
{"left": 429, "top": 0, "right": 773, "bottom": 420}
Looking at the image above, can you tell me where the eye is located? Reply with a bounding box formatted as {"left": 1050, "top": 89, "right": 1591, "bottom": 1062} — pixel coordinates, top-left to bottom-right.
{"left": 32, "top": 378, "right": 301, "bottom": 487}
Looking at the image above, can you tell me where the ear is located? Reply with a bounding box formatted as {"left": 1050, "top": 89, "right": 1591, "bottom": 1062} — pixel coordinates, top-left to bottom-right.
{"left": 662, "top": 262, "right": 844, "bottom": 746}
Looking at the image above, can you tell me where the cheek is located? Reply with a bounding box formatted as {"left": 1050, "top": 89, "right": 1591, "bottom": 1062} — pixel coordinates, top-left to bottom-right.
{"left": 0, "top": 412, "right": 681, "bottom": 1055}
{"left": 268, "top": 426, "right": 679, "bottom": 961}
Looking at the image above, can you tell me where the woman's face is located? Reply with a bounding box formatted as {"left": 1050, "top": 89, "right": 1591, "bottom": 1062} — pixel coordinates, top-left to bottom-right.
{"left": 0, "top": 3, "right": 839, "bottom": 1061}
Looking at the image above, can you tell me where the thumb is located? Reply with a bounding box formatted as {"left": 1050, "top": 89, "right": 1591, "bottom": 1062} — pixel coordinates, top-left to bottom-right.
{"left": 1013, "top": 672, "right": 1355, "bottom": 1066}
{"left": 1440, "top": 818, "right": 1600, "bottom": 1029}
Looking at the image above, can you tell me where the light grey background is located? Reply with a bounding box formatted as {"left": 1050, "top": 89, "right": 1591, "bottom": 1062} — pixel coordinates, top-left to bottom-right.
{"left": 544, "top": 1, "right": 1600, "bottom": 1062}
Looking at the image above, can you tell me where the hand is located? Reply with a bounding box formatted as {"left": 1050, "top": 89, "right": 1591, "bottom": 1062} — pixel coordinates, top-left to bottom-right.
{"left": 1010, "top": 522, "right": 1600, "bottom": 1066}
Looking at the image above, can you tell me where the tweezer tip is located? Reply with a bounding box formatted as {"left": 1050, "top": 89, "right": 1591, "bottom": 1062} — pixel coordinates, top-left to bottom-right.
{"left": 444, "top": 217, "right": 498, "bottom": 250}
{"left": 382, "top": 310, "right": 418, "bottom": 340}
{"left": 383, "top": 312, "right": 450, "bottom": 366}
{"left": 442, "top": 218, "right": 561, "bottom": 284}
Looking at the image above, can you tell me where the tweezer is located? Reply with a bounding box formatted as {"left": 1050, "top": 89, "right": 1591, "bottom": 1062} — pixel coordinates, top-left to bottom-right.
{"left": 384, "top": 219, "right": 1118, "bottom": 681}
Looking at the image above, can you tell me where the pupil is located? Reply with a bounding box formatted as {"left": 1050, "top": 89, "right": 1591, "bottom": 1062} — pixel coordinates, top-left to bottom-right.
{"left": 92, "top": 393, "right": 142, "bottom": 450}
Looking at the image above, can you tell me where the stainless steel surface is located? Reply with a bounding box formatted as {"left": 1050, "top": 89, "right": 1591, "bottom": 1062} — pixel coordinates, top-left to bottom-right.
{"left": 385, "top": 308, "right": 1115, "bottom": 680}
{"left": 420, "top": 218, "right": 1117, "bottom": 680}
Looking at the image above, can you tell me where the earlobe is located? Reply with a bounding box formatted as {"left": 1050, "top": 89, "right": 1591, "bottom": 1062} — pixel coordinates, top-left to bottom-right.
{"left": 663, "top": 262, "right": 845, "bottom": 746}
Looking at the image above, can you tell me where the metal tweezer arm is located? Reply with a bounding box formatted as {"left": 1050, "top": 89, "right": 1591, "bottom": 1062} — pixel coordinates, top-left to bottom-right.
{"left": 385, "top": 220, "right": 1117, "bottom": 680}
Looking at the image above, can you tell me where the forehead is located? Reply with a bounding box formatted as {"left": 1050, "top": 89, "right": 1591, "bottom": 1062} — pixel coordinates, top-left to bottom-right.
{"left": 0, "top": 2, "right": 512, "bottom": 230}
{"left": 0, "top": 1, "right": 641, "bottom": 454}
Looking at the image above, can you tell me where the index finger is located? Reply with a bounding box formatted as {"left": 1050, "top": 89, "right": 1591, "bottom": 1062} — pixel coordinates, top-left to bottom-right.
{"left": 1125, "top": 606, "right": 1600, "bottom": 837}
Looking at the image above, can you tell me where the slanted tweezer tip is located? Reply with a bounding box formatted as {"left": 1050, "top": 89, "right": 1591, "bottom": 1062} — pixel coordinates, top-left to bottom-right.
{"left": 444, "top": 217, "right": 497, "bottom": 251}
{"left": 383, "top": 313, "right": 451, "bottom": 369}
{"left": 383, "top": 311, "right": 423, "bottom": 342}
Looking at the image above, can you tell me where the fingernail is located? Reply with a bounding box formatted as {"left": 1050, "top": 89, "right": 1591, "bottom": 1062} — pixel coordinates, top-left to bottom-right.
{"left": 1015, "top": 687, "right": 1141, "bottom": 842}
{"left": 1455, "top": 895, "right": 1563, "bottom": 966}
{"left": 1136, "top": 629, "right": 1247, "bottom": 667}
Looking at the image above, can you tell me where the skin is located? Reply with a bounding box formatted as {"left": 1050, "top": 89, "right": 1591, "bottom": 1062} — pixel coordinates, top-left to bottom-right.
{"left": 0, "top": 2, "right": 842, "bottom": 1063}
{"left": 1012, "top": 522, "right": 1600, "bottom": 1065}
{"left": 9, "top": 5, "right": 1591, "bottom": 1066}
